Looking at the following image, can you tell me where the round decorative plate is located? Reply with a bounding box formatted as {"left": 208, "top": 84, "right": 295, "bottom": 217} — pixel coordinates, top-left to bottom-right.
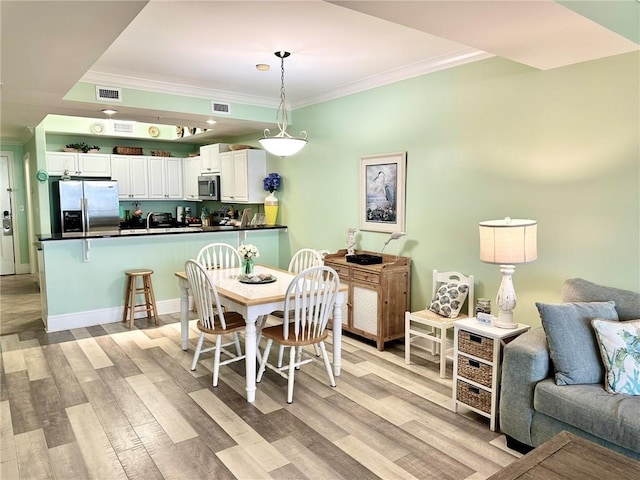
{"left": 148, "top": 126, "right": 160, "bottom": 138}
{"left": 239, "top": 275, "right": 276, "bottom": 285}
{"left": 90, "top": 122, "right": 105, "bottom": 135}
{"left": 36, "top": 169, "right": 49, "bottom": 182}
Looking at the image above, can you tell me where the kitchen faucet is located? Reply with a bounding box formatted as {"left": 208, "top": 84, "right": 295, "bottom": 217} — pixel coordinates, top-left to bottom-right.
{"left": 146, "top": 212, "right": 153, "bottom": 229}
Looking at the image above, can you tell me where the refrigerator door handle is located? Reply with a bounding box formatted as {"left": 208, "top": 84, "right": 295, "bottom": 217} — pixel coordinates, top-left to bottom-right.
{"left": 83, "top": 198, "right": 89, "bottom": 233}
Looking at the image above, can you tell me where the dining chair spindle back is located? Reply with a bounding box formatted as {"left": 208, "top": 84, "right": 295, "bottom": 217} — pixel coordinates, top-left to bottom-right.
{"left": 185, "top": 259, "right": 246, "bottom": 386}
{"left": 257, "top": 265, "right": 340, "bottom": 403}
{"left": 196, "top": 242, "right": 242, "bottom": 270}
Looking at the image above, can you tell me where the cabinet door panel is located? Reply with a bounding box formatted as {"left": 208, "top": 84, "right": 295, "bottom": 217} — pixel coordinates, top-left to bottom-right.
{"left": 78, "top": 153, "right": 111, "bottom": 177}
{"left": 129, "top": 157, "right": 149, "bottom": 198}
{"left": 184, "top": 156, "right": 201, "bottom": 200}
{"left": 110, "top": 156, "right": 131, "bottom": 198}
{"left": 147, "top": 157, "right": 166, "bottom": 198}
{"left": 165, "top": 158, "right": 183, "bottom": 199}
{"left": 352, "top": 284, "right": 378, "bottom": 335}
{"left": 46, "top": 152, "right": 78, "bottom": 176}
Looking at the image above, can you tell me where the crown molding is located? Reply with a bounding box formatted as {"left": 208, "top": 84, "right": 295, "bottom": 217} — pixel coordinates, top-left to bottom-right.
{"left": 81, "top": 48, "right": 492, "bottom": 112}
{"left": 291, "top": 49, "right": 494, "bottom": 109}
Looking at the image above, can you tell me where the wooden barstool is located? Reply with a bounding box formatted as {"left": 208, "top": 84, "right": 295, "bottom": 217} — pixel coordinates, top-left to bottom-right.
{"left": 122, "top": 269, "right": 159, "bottom": 329}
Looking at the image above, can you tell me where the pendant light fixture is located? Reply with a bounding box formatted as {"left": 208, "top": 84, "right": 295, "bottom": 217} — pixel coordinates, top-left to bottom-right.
{"left": 259, "top": 51, "right": 308, "bottom": 157}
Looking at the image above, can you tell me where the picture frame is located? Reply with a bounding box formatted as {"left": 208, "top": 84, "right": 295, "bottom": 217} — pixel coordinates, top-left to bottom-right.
{"left": 359, "top": 152, "right": 406, "bottom": 233}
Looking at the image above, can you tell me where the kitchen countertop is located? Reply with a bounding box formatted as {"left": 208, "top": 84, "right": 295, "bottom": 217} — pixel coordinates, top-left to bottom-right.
{"left": 35, "top": 224, "right": 287, "bottom": 241}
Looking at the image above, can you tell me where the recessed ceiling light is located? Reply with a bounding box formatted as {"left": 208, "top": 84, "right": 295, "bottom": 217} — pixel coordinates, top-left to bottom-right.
{"left": 256, "top": 64, "right": 270, "bottom": 72}
{"left": 102, "top": 109, "right": 117, "bottom": 115}
{"left": 206, "top": 119, "right": 217, "bottom": 125}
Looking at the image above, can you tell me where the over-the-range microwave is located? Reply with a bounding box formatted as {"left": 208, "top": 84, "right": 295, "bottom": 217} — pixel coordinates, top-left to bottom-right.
{"left": 197, "top": 175, "right": 220, "bottom": 201}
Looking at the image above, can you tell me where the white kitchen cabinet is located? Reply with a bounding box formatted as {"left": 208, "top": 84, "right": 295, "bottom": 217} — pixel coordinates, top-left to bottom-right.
{"left": 199, "top": 143, "right": 230, "bottom": 174}
{"left": 148, "top": 157, "right": 183, "bottom": 199}
{"left": 183, "top": 155, "right": 201, "bottom": 200}
{"left": 219, "top": 149, "right": 266, "bottom": 203}
{"left": 46, "top": 152, "right": 111, "bottom": 177}
{"left": 110, "top": 155, "right": 149, "bottom": 199}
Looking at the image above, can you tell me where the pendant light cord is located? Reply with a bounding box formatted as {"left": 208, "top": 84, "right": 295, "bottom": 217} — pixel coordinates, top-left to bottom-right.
{"left": 276, "top": 53, "right": 289, "bottom": 136}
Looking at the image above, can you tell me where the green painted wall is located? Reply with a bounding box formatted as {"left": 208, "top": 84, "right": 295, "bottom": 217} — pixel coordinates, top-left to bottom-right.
{"left": 269, "top": 53, "right": 640, "bottom": 328}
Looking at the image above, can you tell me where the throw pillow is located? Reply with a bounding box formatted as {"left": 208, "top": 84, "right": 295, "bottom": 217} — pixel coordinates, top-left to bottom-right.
{"left": 429, "top": 282, "right": 469, "bottom": 318}
{"left": 536, "top": 301, "right": 619, "bottom": 385}
{"left": 591, "top": 318, "right": 640, "bottom": 395}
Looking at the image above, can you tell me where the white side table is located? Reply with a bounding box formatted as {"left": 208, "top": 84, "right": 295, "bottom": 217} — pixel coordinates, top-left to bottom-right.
{"left": 452, "top": 318, "right": 530, "bottom": 431}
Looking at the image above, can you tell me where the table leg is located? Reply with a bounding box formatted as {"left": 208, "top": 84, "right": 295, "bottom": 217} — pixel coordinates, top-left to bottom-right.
{"left": 244, "top": 315, "right": 258, "bottom": 403}
{"left": 332, "top": 294, "right": 344, "bottom": 376}
{"left": 179, "top": 278, "right": 190, "bottom": 351}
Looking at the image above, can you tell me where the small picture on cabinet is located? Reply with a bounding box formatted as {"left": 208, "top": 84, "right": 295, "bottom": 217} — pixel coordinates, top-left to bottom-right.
{"left": 359, "top": 152, "right": 406, "bottom": 233}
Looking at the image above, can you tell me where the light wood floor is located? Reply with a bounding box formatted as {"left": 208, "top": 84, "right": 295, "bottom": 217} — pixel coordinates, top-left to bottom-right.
{"left": 0, "top": 273, "right": 519, "bottom": 479}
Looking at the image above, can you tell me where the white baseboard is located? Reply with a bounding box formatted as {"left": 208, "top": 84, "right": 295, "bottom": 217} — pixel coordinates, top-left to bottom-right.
{"left": 45, "top": 297, "right": 189, "bottom": 333}
{"left": 15, "top": 263, "right": 31, "bottom": 274}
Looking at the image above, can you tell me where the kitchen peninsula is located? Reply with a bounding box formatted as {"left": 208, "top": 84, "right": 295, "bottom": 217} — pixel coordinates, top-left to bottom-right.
{"left": 36, "top": 225, "right": 287, "bottom": 332}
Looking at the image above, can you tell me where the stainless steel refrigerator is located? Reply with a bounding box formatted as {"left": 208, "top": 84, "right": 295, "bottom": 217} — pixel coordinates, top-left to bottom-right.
{"left": 54, "top": 180, "right": 120, "bottom": 237}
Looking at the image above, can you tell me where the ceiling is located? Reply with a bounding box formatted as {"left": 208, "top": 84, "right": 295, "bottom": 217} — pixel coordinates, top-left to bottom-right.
{"left": 1, "top": 0, "right": 638, "bottom": 142}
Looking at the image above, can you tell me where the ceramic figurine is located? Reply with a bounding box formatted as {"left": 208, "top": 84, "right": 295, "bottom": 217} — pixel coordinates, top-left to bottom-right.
{"left": 346, "top": 227, "right": 356, "bottom": 256}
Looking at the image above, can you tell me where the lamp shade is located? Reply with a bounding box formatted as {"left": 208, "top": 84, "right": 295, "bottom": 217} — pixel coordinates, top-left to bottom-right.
{"left": 479, "top": 218, "right": 537, "bottom": 265}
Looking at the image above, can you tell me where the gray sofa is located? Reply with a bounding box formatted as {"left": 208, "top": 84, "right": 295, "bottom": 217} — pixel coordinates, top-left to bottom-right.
{"left": 500, "top": 278, "right": 640, "bottom": 460}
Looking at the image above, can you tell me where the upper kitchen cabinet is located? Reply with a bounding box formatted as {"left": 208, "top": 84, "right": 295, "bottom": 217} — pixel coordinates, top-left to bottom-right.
{"left": 183, "top": 155, "right": 201, "bottom": 200}
{"left": 110, "top": 155, "right": 149, "bottom": 199}
{"left": 147, "top": 156, "right": 184, "bottom": 199}
{"left": 219, "top": 149, "right": 266, "bottom": 203}
{"left": 46, "top": 152, "right": 111, "bottom": 177}
{"left": 199, "top": 143, "right": 230, "bottom": 174}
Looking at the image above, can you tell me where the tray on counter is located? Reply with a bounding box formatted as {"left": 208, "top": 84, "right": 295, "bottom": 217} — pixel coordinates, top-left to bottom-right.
{"left": 346, "top": 254, "right": 383, "bottom": 265}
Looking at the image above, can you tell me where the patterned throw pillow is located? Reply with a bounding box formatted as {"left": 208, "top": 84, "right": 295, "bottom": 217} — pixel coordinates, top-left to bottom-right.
{"left": 591, "top": 319, "right": 640, "bottom": 395}
{"left": 429, "top": 282, "right": 469, "bottom": 318}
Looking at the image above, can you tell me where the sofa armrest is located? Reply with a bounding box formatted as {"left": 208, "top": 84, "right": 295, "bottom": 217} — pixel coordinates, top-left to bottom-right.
{"left": 499, "top": 328, "right": 551, "bottom": 445}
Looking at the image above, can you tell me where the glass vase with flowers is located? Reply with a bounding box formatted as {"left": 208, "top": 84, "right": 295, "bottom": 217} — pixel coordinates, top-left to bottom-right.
{"left": 238, "top": 244, "right": 260, "bottom": 275}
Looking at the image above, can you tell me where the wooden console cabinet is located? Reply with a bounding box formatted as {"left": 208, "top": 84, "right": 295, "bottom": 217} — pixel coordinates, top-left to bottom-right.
{"left": 324, "top": 249, "right": 410, "bottom": 351}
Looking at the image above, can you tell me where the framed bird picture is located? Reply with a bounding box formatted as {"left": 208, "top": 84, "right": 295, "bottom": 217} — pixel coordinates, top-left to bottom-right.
{"left": 359, "top": 152, "right": 406, "bottom": 233}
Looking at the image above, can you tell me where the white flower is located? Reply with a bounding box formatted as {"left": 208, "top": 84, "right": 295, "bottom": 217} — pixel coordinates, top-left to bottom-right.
{"left": 238, "top": 243, "right": 260, "bottom": 260}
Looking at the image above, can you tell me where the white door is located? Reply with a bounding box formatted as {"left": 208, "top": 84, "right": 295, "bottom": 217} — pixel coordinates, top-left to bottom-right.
{"left": 0, "top": 154, "right": 16, "bottom": 275}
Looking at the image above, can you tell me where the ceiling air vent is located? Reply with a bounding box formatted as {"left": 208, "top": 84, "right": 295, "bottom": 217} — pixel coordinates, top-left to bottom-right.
{"left": 211, "top": 101, "right": 230, "bottom": 114}
{"left": 96, "top": 86, "right": 122, "bottom": 102}
{"left": 111, "top": 120, "right": 135, "bottom": 135}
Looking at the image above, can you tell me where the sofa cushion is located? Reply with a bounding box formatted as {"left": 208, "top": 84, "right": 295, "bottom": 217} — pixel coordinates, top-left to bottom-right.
{"left": 534, "top": 378, "right": 640, "bottom": 453}
{"left": 562, "top": 278, "right": 640, "bottom": 321}
{"left": 592, "top": 319, "right": 640, "bottom": 395}
{"left": 537, "top": 301, "right": 618, "bottom": 385}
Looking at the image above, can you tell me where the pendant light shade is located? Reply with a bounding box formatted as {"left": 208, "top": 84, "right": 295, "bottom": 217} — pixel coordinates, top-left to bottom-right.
{"left": 258, "top": 51, "right": 308, "bottom": 157}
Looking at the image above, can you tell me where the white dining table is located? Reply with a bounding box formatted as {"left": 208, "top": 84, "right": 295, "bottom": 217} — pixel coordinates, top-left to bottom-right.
{"left": 175, "top": 264, "right": 347, "bottom": 403}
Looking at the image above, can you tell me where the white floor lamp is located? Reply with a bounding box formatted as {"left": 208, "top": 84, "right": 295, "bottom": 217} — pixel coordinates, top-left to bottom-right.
{"left": 478, "top": 217, "right": 537, "bottom": 329}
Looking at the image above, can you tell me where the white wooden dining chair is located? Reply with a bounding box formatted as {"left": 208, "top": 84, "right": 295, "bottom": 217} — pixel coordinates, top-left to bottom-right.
{"left": 196, "top": 242, "right": 242, "bottom": 269}
{"left": 256, "top": 265, "right": 340, "bottom": 403}
{"left": 185, "top": 259, "right": 246, "bottom": 386}
{"left": 259, "top": 248, "right": 324, "bottom": 367}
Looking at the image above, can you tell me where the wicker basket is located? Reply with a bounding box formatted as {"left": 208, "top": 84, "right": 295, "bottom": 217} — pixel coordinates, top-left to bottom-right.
{"left": 457, "top": 379, "right": 491, "bottom": 413}
{"left": 458, "top": 331, "right": 493, "bottom": 361}
{"left": 457, "top": 355, "right": 492, "bottom": 387}
{"left": 151, "top": 150, "right": 171, "bottom": 157}
{"left": 113, "top": 146, "right": 143, "bottom": 155}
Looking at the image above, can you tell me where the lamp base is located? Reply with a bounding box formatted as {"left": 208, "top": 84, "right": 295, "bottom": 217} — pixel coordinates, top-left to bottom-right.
{"left": 494, "top": 319, "right": 519, "bottom": 329}
{"left": 495, "top": 265, "right": 518, "bottom": 329}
